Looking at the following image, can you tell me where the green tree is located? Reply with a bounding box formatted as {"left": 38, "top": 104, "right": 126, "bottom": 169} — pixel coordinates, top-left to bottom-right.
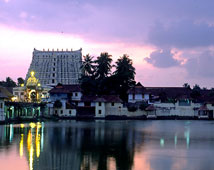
{"left": 191, "top": 84, "right": 201, "bottom": 101}
{"left": 81, "top": 54, "right": 95, "bottom": 77}
{"left": 95, "top": 52, "right": 112, "bottom": 80}
{"left": 1, "top": 77, "right": 17, "bottom": 87}
{"left": 183, "top": 83, "right": 191, "bottom": 89}
{"left": 113, "top": 54, "right": 136, "bottom": 101}
{"left": 17, "top": 77, "right": 25, "bottom": 86}
{"left": 193, "top": 84, "right": 201, "bottom": 91}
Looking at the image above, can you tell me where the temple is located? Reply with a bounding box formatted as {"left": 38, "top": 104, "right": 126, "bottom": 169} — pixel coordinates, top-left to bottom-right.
{"left": 26, "top": 48, "right": 82, "bottom": 86}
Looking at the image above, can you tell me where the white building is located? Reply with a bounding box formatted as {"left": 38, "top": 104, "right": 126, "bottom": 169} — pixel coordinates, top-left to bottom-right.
{"left": 128, "top": 83, "right": 150, "bottom": 103}
{"left": 0, "top": 91, "right": 7, "bottom": 121}
{"left": 48, "top": 84, "right": 82, "bottom": 117}
{"left": 26, "top": 48, "right": 82, "bottom": 86}
{"left": 48, "top": 84, "right": 123, "bottom": 118}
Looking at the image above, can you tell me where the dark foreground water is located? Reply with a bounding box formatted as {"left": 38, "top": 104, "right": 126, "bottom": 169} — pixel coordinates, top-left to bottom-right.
{"left": 0, "top": 120, "right": 214, "bottom": 170}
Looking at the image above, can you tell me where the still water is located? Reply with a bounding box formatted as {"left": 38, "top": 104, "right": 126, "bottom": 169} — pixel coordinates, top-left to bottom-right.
{"left": 0, "top": 120, "right": 214, "bottom": 170}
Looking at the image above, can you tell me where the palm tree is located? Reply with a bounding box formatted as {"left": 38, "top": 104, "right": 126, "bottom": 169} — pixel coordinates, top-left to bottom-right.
{"left": 81, "top": 54, "right": 95, "bottom": 77}
{"left": 95, "top": 52, "right": 112, "bottom": 79}
{"left": 114, "top": 54, "right": 135, "bottom": 85}
{"left": 114, "top": 54, "right": 136, "bottom": 101}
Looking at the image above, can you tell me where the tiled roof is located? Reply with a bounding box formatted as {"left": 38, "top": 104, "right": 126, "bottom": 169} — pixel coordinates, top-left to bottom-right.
{"left": 199, "top": 105, "right": 209, "bottom": 111}
{"left": 49, "top": 84, "right": 82, "bottom": 94}
{"left": 145, "top": 104, "right": 156, "bottom": 111}
{"left": 0, "top": 86, "right": 13, "bottom": 99}
{"left": 128, "top": 85, "right": 192, "bottom": 99}
{"left": 81, "top": 95, "right": 122, "bottom": 103}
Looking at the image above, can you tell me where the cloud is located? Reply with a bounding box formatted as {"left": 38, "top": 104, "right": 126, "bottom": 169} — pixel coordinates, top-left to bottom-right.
{"left": 184, "top": 50, "right": 214, "bottom": 78}
{"left": 148, "top": 20, "right": 214, "bottom": 49}
{"left": 1, "top": 0, "right": 214, "bottom": 45}
{"left": 19, "top": 11, "right": 27, "bottom": 19}
{"left": 144, "top": 49, "right": 180, "bottom": 68}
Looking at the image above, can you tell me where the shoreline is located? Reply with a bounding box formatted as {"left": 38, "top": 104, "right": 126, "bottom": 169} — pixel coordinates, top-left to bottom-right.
{"left": 0, "top": 115, "right": 212, "bottom": 125}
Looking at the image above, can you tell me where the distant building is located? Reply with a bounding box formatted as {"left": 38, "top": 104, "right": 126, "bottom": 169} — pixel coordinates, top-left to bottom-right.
{"left": 26, "top": 48, "right": 82, "bottom": 86}
{"left": 0, "top": 86, "right": 13, "bottom": 121}
{"left": 48, "top": 84, "right": 123, "bottom": 118}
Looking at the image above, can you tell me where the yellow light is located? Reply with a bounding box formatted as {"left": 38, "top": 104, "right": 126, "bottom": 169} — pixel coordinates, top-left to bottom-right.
{"left": 37, "top": 122, "right": 42, "bottom": 128}
{"left": 11, "top": 96, "right": 17, "bottom": 102}
{"left": 29, "top": 145, "right": 34, "bottom": 170}
{"left": 20, "top": 124, "right": 25, "bottom": 128}
{"left": 21, "top": 84, "right": 24, "bottom": 87}
{"left": 36, "top": 133, "right": 41, "bottom": 158}
{"left": 29, "top": 122, "right": 36, "bottom": 129}
{"left": 31, "top": 71, "right": 35, "bottom": 77}
{"left": 27, "top": 130, "right": 32, "bottom": 152}
{"left": 19, "top": 134, "right": 24, "bottom": 157}
{"left": 38, "top": 83, "right": 41, "bottom": 87}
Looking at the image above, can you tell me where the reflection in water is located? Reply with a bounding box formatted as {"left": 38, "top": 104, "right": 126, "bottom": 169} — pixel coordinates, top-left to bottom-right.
{"left": 0, "top": 120, "right": 214, "bottom": 170}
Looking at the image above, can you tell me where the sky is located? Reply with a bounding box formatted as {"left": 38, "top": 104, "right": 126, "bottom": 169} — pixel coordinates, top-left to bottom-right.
{"left": 1, "top": 0, "right": 214, "bottom": 88}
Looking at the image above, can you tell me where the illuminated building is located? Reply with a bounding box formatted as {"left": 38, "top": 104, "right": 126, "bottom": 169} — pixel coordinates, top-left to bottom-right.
{"left": 13, "top": 71, "right": 51, "bottom": 103}
{"left": 26, "top": 48, "right": 82, "bottom": 86}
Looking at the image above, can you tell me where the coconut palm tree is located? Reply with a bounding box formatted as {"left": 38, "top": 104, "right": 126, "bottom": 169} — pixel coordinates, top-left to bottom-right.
{"left": 95, "top": 52, "right": 112, "bottom": 80}
{"left": 81, "top": 54, "right": 95, "bottom": 77}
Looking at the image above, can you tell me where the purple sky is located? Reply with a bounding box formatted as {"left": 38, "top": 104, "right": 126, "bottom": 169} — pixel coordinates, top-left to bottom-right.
{"left": 1, "top": 0, "right": 214, "bottom": 88}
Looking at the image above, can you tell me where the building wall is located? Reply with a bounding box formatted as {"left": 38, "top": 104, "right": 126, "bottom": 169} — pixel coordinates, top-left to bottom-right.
{"left": 26, "top": 48, "right": 82, "bottom": 86}
{"left": 128, "top": 94, "right": 150, "bottom": 103}
{"left": 105, "top": 103, "right": 123, "bottom": 116}
{"left": 50, "top": 93, "right": 67, "bottom": 102}
{"left": 154, "top": 101, "right": 200, "bottom": 117}
{"left": 13, "top": 87, "right": 25, "bottom": 102}
{"left": 53, "top": 108, "right": 76, "bottom": 117}
{"left": 95, "top": 102, "right": 105, "bottom": 118}
{"left": 0, "top": 99, "right": 5, "bottom": 121}
{"left": 71, "top": 92, "right": 82, "bottom": 101}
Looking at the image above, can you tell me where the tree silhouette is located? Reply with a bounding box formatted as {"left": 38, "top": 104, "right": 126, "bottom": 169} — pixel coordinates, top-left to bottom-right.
{"left": 95, "top": 52, "right": 112, "bottom": 80}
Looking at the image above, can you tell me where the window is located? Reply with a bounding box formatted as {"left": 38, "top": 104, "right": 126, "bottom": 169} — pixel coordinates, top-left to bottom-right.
{"left": 52, "top": 79, "right": 55, "bottom": 84}
{"left": 53, "top": 63, "right": 56, "bottom": 66}
{"left": 53, "top": 73, "right": 55, "bottom": 77}
{"left": 98, "top": 110, "right": 102, "bottom": 114}
{"left": 75, "top": 93, "right": 78, "bottom": 97}
{"left": 53, "top": 68, "right": 55, "bottom": 71}
{"left": 111, "top": 102, "right": 114, "bottom": 106}
{"left": 69, "top": 110, "right": 72, "bottom": 114}
{"left": 61, "top": 110, "right": 63, "bottom": 114}
{"left": 55, "top": 110, "right": 58, "bottom": 114}
{"left": 0, "top": 103, "right": 2, "bottom": 108}
{"left": 15, "top": 92, "right": 18, "bottom": 95}
{"left": 99, "top": 102, "right": 102, "bottom": 106}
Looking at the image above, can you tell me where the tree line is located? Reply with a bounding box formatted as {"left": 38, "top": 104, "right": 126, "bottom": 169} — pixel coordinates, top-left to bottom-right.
{"left": 80, "top": 53, "right": 136, "bottom": 102}
{"left": 0, "top": 77, "right": 24, "bottom": 87}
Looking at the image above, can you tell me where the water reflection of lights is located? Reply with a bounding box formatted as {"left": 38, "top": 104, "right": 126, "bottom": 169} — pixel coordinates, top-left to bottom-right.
{"left": 19, "top": 134, "right": 24, "bottom": 157}
{"left": 160, "top": 138, "right": 164, "bottom": 147}
{"left": 174, "top": 135, "right": 177, "bottom": 148}
{"left": 41, "top": 122, "right": 44, "bottom": 152}
{"left": 9, "top": 124, "right": 13, "bottom": 142}
{"left": 29, "top": 145, "right": 34, "bottom": 170}
{"left": 184, "top": 128, "right": 190, "bottom": 149}
{"left": 36, "top": 126, "right": 41, "bottom": 158}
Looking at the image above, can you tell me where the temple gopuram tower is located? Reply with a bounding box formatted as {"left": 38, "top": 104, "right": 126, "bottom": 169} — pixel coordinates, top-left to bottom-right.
{"left": 26, "top": 48, "right": 82, "bottom": 85}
